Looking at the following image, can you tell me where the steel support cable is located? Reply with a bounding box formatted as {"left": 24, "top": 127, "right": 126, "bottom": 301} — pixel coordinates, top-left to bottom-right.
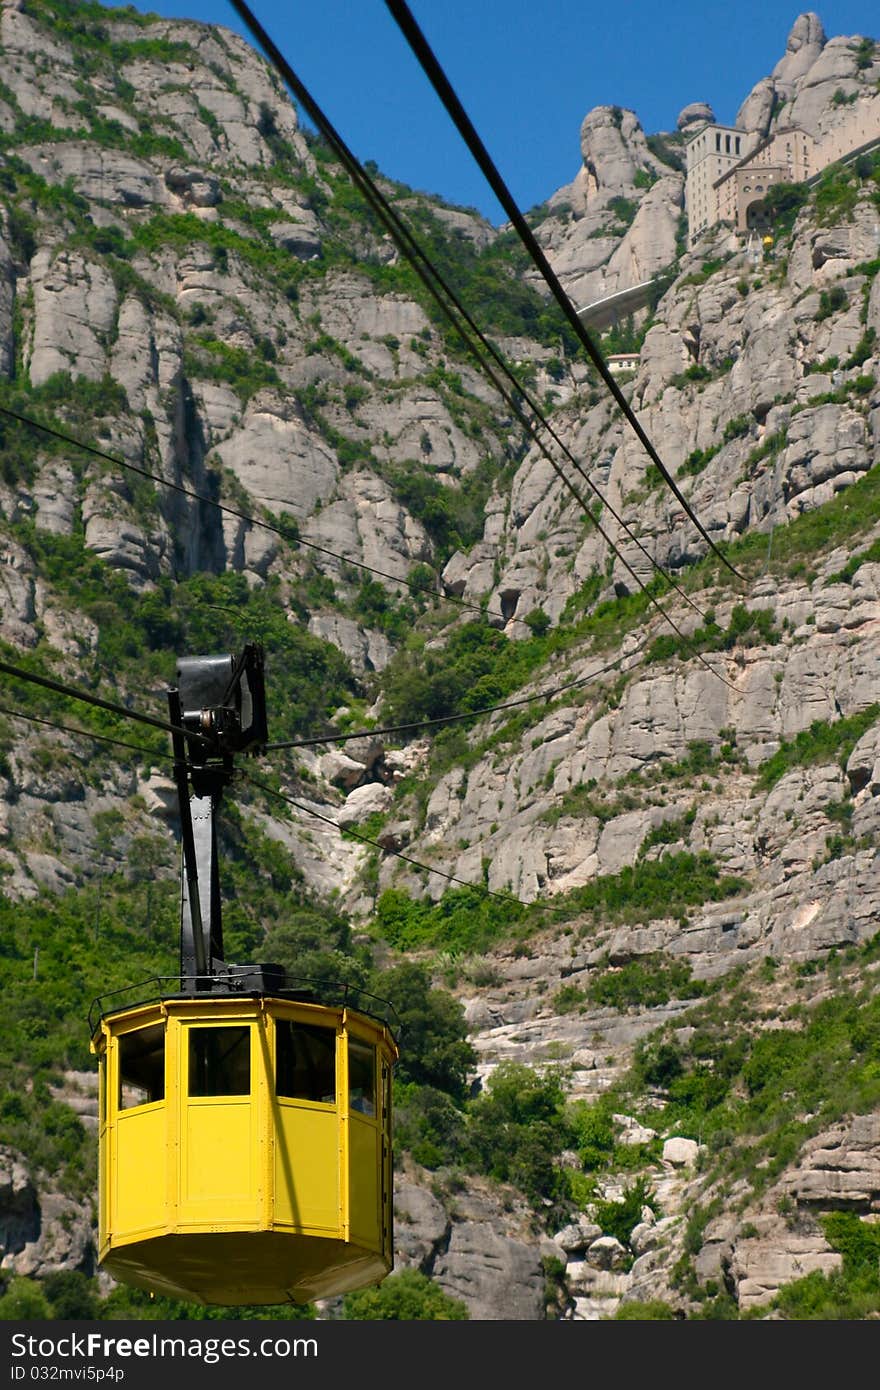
{"left": 229, "top": 0, "right": 703, "bottom": 626}
{"left": 243, "top": 770, "right": 551, "bottom": 911}
{"left": 0, "top": 701, "right": 180, "bottom": 764}
{"left": 383, "top": 0, "right": 743, "bottom": 580}
{"left": 227, "top": 3, "right": 736, "bottom": 692}
{"left": 0, "top": 656, "right": 212, "bottom": 747}
{"left": 265, "top": 641, "right": 648, "bottom": 751}
{"left": 0, "top": 405, "right": 497, "bottom": 619}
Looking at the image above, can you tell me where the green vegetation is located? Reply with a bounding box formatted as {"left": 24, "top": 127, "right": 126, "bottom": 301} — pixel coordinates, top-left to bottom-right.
{"left": 543, "top": 779, "right": 642, "bottom": 828}
{"left": 814, "top": 161, "right": 864, "bottom": 225}
{"left": 0, "top": 373, "right": 128, "bottom": 486}
{"left": 374, "top": 885, "right": 524, "bottom": 955}
{"left": 129, "top": 213, "right": 309, "bottom": 302}
{"left": 6, "top": 0, "right": 880, "bottom": 1327}
{"left": 588, "top": 954, "right": 711, "bottom": 1011}
{"left": 815, "top": 285, "right": 848, "bottom": 321}
{"left": 374, "top": 847, "right": 744, "bottom": 954}
{"left": 184, "top": 335, "right": 281, "bottom": 402}
{"left": 677, "top": 443, "right": 720, "bottom": 479}
{"left": 647, "top": 603, "right": 780, "bottom": 665}
{"left": 615, "top": 1299, "right": 678, "bottom": 1319}
{"left": 259, "top": 906, "right": 370, "bottom": 993}
{"left": 379, "top": 620, "right": 550, "bottom": 723}
{"left": 0, "top": 539, "right": 360, "bottom": 751}
{"left": 552, "top": 983, "right": 587, "bottom": 1013}
{"left": 462, "top": 1063, "right": 572, "bottom": 1213}
{"left": 374, "top": 962, "right": 476, "bottom": 1101}
{"left": 556, "top": 851, "right": 746, "bottom": 926}
{"left": 342, "top": 1269, "right": 468, "bottom": 1320}
{"left": 379, "top": 200, "right": 589, "bottom": 358}
{"left": 827, "top": 536, "right": 880, "bottom": 584}
{"left": 629, "top": 942, "right": 880, "bottom": 1190}
{"left": 0, "top": 884, "right": 176, "bottom": 1198}
{"left": 0, "top": 1271, "right": 318, "bottom": 1322}
{"left": 773, "top": 1212, "right": 880, "bottom": 1319}
{"left": 763, "top": 181, "right": 810, "bottom": 236}
{"left": 756, "top": 705, "right": 880, "bottom": 789}
{"left": 645, "top": 133, "right": 685, "bottom": 171}
{"left": 709, "top": 445, "right": 880, "bottom": 582}
{"left": 593, "top": 1175, "right": 657, "bottom": 1246}
{"left": 381, "top": 459, "right": 497, "bottom": 569}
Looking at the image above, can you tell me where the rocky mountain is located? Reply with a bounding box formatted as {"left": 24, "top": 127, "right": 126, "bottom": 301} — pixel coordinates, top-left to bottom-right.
{"left": 1, "top": 0, "right": 880, "bottom": 1322}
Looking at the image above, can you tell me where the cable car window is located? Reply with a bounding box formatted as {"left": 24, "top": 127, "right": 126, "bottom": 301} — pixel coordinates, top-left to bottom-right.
{"left": 188, "top": 1027, "right": 250, "bottom": 1096}
{"left": 119, "top": 1025, "right": 165, "bottom": 1109}
{"left": 276, "top": 1021, "right": 336, "bottom": 1103}
{"left": 348, "top": 1038, "right": 375, "bottom": 1117}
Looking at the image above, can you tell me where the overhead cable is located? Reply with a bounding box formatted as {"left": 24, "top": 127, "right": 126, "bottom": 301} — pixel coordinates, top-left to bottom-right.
{"left": 265, "top": 642, "right": 646, "bottom": 751}
{"left": 383, "top": 0, "right": 742, "bottom": 579}
{"left": 0, "top": 404, "right": 496, "bottom": 619}
{"left": 243, "top": 770, "right": 546, "bottom": 910}
{"left": 228, "top": 1, "right": 737, "bottom": 692}
{"left": 230, "top": 0, "right": 704, "bottom": 626}
{"left": 0, "top": 656, "right": 211, "bottom": 747}
{"left": 0, "top": 701, "right": 175, "bottom": 763}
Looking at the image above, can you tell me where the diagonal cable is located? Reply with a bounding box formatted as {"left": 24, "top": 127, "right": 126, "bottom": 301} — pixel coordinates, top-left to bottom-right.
{"left": 0, "top": 656, "right": 210, "bottom": 746}
{"left": 230, "top": 1, "right": 703, "bottom": 624}
{"left": 384, "top": 0, "right": 742, "bottom": 579}
{"left": 264, "top": 642, "right": 647, "bottom": 750}
{"left": 0, "top": 404, "right": 497, "bottom": 619}
{"left": 228, "top": 1, "right": 736, "bottom": 692}
{"left": 0, "top": 702, "right": 178, "bottom": 763}
{"left": 243, "top": 769, "right": 546, "bottom": 908}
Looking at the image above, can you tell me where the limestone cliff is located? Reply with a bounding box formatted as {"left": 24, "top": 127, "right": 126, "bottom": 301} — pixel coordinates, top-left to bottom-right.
{"left": 1, "top": 1, "right": 880, "bottom": 1322}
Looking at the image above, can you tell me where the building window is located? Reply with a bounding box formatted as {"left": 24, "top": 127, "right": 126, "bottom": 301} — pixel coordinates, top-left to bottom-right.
{"left": 735, "top": 137, "right": 741, "bottom": 155}
{"left": 715, "top": 133, "right": 721, "bottom": 151}
{"left": 119, "top": 1024, "right": 165, "bottom": 1109}
{"left": 276, "top": 1020, "right": 336, "bottom": 1103}
{"left": 725, "top": 134, "right": 731, "bottom": 153}
{"left": 348, "top": 1037, "right": 375, "bottom": 1117}
{"left": 188, "top": 1026, "right": 250, "bottom": 1096}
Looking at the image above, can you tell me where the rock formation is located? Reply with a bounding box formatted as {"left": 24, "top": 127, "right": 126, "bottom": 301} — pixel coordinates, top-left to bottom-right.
{"left": 1, "top": 1, "right": 879, "bottom": 1322}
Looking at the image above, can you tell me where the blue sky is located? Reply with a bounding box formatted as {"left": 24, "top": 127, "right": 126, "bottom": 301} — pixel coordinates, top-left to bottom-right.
{"left": 113, "top": 1, "right": 878, "bottom": 223}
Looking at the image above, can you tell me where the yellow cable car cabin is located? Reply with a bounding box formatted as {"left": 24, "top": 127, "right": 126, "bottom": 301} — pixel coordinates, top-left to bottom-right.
{"left": 88, "top": 646, "right": 399, "bottom": 1306}
{"left": 91, "top": 991, "right": 397, "bottom": 1305}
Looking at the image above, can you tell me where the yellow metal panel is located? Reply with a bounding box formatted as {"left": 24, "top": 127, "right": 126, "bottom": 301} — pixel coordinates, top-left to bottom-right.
{"left": 101, "top": 1230, "right": 391, "bottom": 1306}
{"left": 177, "top": 1016, "right": 260, "bottom": 1224}
{"left": 339, "top": 1015, "right": 350, "bottom": 1242}
{"left": 274, "top": 1103, "right": 340, "bottom": 1234}
{"left": 95, "top": 996, "right": 397, "bottom": 1303}
{"left": 348, "top": 1114, "right": 381, "bottom": 1250}
{"left": 256, "top": 1004, "right": 273, "bottom": 1229}
{"left": 165, "top": 1015, "right": 180, "bottom": 1225}
{"left": 114, "top": 1104, "right": 167, "bottom": 1237}
{"left": 182, "top": 1101, "right": 256, "bottom": 1219}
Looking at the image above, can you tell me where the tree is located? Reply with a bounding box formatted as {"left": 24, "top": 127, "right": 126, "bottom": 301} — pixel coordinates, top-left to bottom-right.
{"left": 92, "top": 808, "right": 125, "bottom": 940}
{"left": 342, "top": 1269, "right": 467, "bottom": 1320}
{"left": 0, "top": 1276, "right": 51, "bottom": 1319}
{"left": 393, "top": 1081, "right": 465, "bottom": 1168}
{"left": 463, "top": 1062, "right": 571, "bottom": 1211}
{"left": 374, "top": 962, "right": 475, "bottom": 1102}
{"left": 524, "top": 607, "right": 550, "bottom": 637}
{"left": 762, "top": 180, "right": 809, "bottom": 235}
{"left": 263, "top": 909, "right": 369, "bottom": 992}
{"left": 43, "top": 1271, "right": 98, "bottom": 1319}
